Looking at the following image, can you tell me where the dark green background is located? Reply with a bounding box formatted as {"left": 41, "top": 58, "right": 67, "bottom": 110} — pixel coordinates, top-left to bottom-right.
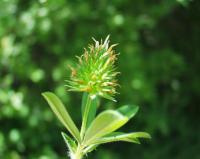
{"left": 0, "top": 0, "right": 199, "bottom": 158}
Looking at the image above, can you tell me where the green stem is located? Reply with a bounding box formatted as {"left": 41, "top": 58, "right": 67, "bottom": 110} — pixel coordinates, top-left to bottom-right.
{"left": 80, "top": 94, "right": 92, "bottom": 139}
{"left": 71, "top": 145, "right": 83, "bottom": 159}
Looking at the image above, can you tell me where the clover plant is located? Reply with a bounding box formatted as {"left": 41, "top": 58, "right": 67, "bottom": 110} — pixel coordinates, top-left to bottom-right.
{"left": 42, "top": 36, "right": 151, "bottom": 159}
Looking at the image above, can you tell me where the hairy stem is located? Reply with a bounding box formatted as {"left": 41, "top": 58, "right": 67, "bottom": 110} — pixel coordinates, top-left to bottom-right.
{"left": 71, "top": 145, "right": 83, "bottom": 159}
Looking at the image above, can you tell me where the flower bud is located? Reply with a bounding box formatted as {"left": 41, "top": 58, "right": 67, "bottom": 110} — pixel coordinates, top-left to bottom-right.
{"left": 65, "top": 36, "right": 119, "bottom": 101}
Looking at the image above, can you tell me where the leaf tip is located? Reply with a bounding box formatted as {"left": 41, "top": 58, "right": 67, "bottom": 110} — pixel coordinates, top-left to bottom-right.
{"left": 146, "top": 133, "right": 152, "bottom": 139}
{"left": 41, "top": 91, "right": 51, "bottom": 96}
{"left": 61, "top": 131, "right": 65, "bottom": 137}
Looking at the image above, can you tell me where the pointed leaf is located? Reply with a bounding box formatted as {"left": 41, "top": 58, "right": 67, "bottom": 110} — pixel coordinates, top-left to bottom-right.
{"left": 42, "top": 92, "right": 81, "bottom": 142}
{"left": 84, "top": 110, "right": 128, "bottom": 145}
{"left": 83, "top": 144, "right": 98, "bottom": 154}
{"left": 117, "top": 105, "right": 139, "bottom": 119}
{"left": 83, "top": 131, "right": 151, "bottom": 154}
{"left": 84, "top": 105, "right": 139, "bottom": 145}
{"left": 90, "top": 132, "right": 151, "bottom": 145}
{"left": 61, "top": 132, "right": 77, "bottom": 153}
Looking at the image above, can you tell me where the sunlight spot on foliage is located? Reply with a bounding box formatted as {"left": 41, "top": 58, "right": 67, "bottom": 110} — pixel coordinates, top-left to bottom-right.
{"left": 177, "top": 0, "right": 192, "bottom": 6}
{"left": 11, "top": 92, "right": 23, "bottom": 110}
{"left": 31, "top": 69, "right": 45, "bottom": 82}
{"left": 40, "top": 18, "right": 51, "bottom": 32}
{"left": 8, "top": 151, "right": 21, "bottom": 159}
{"left": 52, "top": 67, "right": 62, "bottom": 81}
{"left": 132, "top": 79, "right": 142, "bottom": 89}
{"left": 113, "top": 14, "right": 124, "bottom": 26}
{"left": 39, "top": 0, "right": 47, "bottom": 4}
{"left": 9, "top": 129, "right": 20, "bottom": 143}
{"left": 20, "top": 12, "right": 35, "bottom": 34}
{"left": 39, "top": 156, "right": 50, "bottom": 159}
{"left": 38, "top": 7, "right": 48, "bottom": 17}
{"left": 1, "top": 35, "right": 15, "bottom": 57}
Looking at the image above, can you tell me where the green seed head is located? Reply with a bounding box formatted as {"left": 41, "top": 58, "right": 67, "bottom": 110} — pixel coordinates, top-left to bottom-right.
{"left": 65, "top": 36, "right": 119, "bottom": 101}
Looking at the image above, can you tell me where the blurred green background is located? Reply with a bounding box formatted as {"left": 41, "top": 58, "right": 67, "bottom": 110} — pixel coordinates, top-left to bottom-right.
{"left": 0, "top": 0, "right": 200, "bottom": 158}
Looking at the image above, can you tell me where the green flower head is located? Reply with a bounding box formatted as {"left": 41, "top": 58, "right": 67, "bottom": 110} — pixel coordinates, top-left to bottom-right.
{"left": 65, "top": 35, "right": 119, "bottom": 101}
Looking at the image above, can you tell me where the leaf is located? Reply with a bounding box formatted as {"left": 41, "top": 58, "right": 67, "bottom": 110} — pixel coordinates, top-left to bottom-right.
{"left": 61, "top": 132, "right": 77, "bottom": 153}
{"left": 90, "top": 132, "right": 151, "bottom": 145}
{"left": 117, "top": 105, "right": 139, "bottom": 119}
{"left": 84, "top": 105, "right": 138, "bottom": 145}
{"left": 83, "top": 144, "right": 98, "bottom": 154}
{"left": 81, "top": 93, "right": 98, "bottom": 129}
{"left": 42, "top": 92, "right": 81, "bottom": 142}
{"left": 84, "top": 110, "right": 128, "bottom": 145}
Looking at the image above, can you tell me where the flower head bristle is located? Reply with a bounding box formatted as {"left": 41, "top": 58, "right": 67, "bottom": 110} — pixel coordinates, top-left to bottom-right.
{"left": 66, "top": 36, "right": 119, "bottom": 101}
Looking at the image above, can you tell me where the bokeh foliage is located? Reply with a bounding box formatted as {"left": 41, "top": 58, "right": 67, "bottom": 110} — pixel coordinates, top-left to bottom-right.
{"left": 0, "top": 0, "right": 199, "bottom": 159}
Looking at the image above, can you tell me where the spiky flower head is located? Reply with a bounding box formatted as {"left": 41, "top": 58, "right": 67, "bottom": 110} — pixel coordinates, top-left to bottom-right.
{"left": 65, "top": 35, "right": 119, "bottom": 101}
